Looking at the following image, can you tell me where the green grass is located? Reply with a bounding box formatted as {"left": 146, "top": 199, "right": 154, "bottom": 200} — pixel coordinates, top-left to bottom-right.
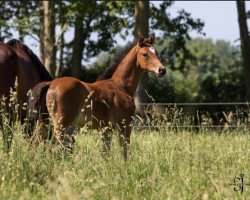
{"left": 0, "top": 127, "right": 250, "bottom": 200}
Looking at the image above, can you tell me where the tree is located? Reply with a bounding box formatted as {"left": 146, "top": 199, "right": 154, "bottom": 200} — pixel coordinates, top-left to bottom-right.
{"left": 0, "top": 1, "right": 28, "bottom": 41}
{"left": 151, "top": 1, "right": 204, "bottom": 71}
{"left": 0, "top": 1, "right": 68, "bottom": 78}
{"left": 147, "top": 38, "right": 244, "bottom": 103}
{"left": 71, "top": 17, "right": 85, "bottom": 78}
{"left": 0, "top": 1, "right": 203, "bottom": 81}
{"left": 134, "top": 1, "right": 149, "bottom": 38}
{"left": 57, "top": 1, "right": 134, "bottom": 78}
{"left": 41, "top": 1, "right": 56, "bottom": 78}
{"left": 55, "top": 25, "right": 65, "bottom": 78}
{"left": 132, "top": 1, "right": 204, "bottom": 114}
{"left": 4, "top": 1, "right": 58, "bottom": 77}
{"left": 134, "top": 1, "right": 150, "bottom": 114}
{"left": 236, "top": 0, "right": 250, "bottom": 101}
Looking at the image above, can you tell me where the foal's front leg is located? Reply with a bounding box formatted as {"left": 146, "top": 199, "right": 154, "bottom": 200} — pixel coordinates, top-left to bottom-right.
{"left": 101, "top": 126, "right": 113, "bottom": 158}
{"left": 119, "top": 125, "right": 131, "bottom": 161}
{"left": 28, "top": 113, "right": 51, "bottom": 147}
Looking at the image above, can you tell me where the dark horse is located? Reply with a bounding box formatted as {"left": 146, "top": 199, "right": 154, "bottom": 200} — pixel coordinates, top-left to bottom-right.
{"left": 29, "top": 34, "right": 166, "bottom": 159}
{"left": 0, "top": 39, "right": 52, "bottom": 121}
{"left": 0, "top": 39, "right": 52, "bottom": 150}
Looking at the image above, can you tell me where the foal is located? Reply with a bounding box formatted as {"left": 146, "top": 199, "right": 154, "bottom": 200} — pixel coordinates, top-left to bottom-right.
{"left": 30, "top": 34, "right": 166, "bottom": 159}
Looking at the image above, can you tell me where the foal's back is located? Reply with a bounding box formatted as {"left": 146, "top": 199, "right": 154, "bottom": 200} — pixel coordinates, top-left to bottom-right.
{"left": 46, "top": 77, "right": 135, "bottom": 129}
{"left": 46, "top": 77, "right": 88, "bottom": 127}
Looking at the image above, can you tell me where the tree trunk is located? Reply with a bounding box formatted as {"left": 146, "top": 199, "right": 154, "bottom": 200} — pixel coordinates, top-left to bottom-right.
{"left": 134, "top": 0, "right": 150, "bottom": 115}
{"left": 236, "top": 1, "right": 250, "bottom": 101}
{"left": 71, "top": 19, "right": 84, "bottom": 79}
{"left": 39, "top": 2, "right": 44, "bottom": 64}
{"left": 42, "top": 1, "right": 56, "bottom": 78}
{"left": 55, "top": 28, "right": 64, "bottom": 78}
{"left": 134, "top": 1, "right": 150, "bottom": 39}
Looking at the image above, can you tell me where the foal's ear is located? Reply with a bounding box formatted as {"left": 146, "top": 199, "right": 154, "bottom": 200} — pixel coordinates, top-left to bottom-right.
{"left": 138, "top": 35, "right": 145, "bottom": 47}
{"left": 149, "top": 33, "right": 155, "bottom": 45}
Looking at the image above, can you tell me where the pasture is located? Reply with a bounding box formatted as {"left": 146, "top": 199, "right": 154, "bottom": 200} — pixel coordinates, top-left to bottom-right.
{"left": 0, "top": 118, "right": 250, "bottom": 199}
{"left": 1, "top": 1, "right": 250, "bottom": 199}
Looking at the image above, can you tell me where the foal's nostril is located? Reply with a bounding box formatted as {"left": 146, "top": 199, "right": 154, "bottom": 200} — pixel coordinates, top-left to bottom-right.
{"left": 159, "top": 68, "right": 166, "bottom": 76}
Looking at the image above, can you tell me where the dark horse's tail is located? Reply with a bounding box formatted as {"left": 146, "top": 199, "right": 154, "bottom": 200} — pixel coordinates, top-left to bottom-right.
{"left": 26, "top": 81, "right": 51, "bottom": 138}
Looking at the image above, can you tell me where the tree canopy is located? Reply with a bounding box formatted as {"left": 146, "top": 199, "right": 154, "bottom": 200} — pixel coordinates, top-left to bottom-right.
{"left": 0, "top": 1, "right": 247, "bottom": 103}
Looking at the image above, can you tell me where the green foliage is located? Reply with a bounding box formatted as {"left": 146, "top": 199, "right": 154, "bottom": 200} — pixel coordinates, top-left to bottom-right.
{"left": 151, "top": 1, "right": 204, "bottom": 71}
{"left": 63, "top": 1, "right": 134, "bottom": 57}
{"left": 0, "top": 1, "right": 41, "bottom": 41}
{"left": 0, "top": 1, "right": 21, "bottom": 40}
{"left": 0, "top": 0, "right": 205, "bottom": 79}
{"left": 190, "top": 39, "right": 245, "bottom": 102}
{"left": 147, "top": 38, "right": 245, "bottom": 103}
{"left": 57, "top": 1, "right": 134, "bottom": 76}
{"left": 1, "top": 0, "right": 244, "bottom": 104}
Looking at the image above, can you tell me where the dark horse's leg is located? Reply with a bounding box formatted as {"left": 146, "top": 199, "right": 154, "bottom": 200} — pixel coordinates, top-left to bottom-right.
{"left": 0, "top": 102, "right": 14, "bottom": 152}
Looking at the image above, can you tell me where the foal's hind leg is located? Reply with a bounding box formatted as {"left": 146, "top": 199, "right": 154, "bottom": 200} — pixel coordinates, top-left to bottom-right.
{"left": 28, "top": 117, "right": 51, "bottom": 148}
{"left": 30, "top": 119, "right": 44, "bottom": 144}
{"left": 63, "top": 125, "right": 76, "bottom": 153}
{"left": 53, "top": 121, "right": 75, "bottom": 153}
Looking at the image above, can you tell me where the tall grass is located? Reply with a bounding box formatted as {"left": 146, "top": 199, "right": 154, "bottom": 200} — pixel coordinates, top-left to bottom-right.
{"left": 0, "top": 127, "right": 250, "bottom": 199}
{"left": 1, "top": 92, "right": 250, "bottom": 199}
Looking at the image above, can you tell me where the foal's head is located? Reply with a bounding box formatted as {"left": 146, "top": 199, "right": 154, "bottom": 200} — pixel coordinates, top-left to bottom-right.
{"left": 136, "top": 34, "right": 166, "bottom": 77}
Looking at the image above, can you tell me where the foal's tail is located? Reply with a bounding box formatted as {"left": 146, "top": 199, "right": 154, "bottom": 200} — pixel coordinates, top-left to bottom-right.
{"left": 26, "top": 81, "right": 51, "bottom": 137}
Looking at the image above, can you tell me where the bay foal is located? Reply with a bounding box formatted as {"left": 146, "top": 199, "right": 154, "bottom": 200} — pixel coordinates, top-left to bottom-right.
{"left": 30, "top": 34, "right": 166, "bottom": 159}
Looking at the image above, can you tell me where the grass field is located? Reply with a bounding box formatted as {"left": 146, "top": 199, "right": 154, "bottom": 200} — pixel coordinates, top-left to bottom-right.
{"left": 0, "top": 122, "right": 250, "bottom": 200}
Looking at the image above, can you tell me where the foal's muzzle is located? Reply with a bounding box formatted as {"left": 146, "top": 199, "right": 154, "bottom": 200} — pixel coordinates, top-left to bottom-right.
{"left": 158, "top": 67, "right": 166, "bottom": 77}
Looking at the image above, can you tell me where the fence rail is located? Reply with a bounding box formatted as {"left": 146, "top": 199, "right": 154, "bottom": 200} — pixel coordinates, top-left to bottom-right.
{"left": 137, "top": 102, "right": 250, "bottom": 106}
{"left": 132, "top": 102, "right": 250, "bottom": 130}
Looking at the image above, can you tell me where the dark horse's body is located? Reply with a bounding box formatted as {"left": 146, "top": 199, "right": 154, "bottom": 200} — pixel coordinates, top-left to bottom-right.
{"left": 0, "top": 39, "right": 52, "bottom": 121}
{"left": 29, "top": 35, "right": 166, "bottom": 159}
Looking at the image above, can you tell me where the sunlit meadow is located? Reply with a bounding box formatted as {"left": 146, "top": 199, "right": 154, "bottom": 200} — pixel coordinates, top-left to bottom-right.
{"left": 0, "top": 89, "right": 250, "bottom": 199}
{"left": 1, "top": 103, "right": 250, "bottom": 200}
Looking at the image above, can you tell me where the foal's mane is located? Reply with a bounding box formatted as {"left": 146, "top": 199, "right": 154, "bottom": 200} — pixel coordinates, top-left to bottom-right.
{"left": 97, "top": 41, "right": 137, "bottom": 80}
{"left": 6, "top": 39, "right": 52, "bottom": 81}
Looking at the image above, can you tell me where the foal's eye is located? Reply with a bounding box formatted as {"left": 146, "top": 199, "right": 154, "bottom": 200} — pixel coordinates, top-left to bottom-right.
{"left": 143, "top": 53, "right": 149, "bottom": 59}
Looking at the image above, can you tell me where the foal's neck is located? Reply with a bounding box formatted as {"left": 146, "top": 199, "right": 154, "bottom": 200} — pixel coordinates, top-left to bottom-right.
{"left": 111, "top": 46, "right": 143, "bottom": 96}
